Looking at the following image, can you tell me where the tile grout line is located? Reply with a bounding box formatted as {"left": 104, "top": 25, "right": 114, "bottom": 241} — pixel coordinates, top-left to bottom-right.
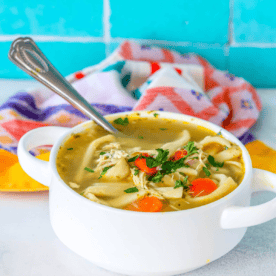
{"left": 0, "top": 35, "right": 105, "bottom": 42}
{"left": 103, "top": 0, "right": 111, "bottom": 56}
{"left": 1, "top": 35, "right": 276, "bottom": 48}
{"left": 230, "top": 42, "right": 276, "bottom": 48}
{"left": 225, "top": 0, "right": 235, "bottom": 71}
{"left": 228, "top": 0, "right": 235, "bottom": 46}
{"left": 0, "top": 35, "right": 223, "bottom": 47}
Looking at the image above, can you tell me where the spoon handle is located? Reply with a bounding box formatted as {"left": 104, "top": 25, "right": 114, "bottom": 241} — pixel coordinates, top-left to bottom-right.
{"left": 8, "top": 37, "right": 118, "bottom": 133}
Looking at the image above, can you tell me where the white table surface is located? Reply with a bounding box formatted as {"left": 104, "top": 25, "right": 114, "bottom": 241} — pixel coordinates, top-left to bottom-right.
{"left": 0, "top": 80, "right": 275, "bottom": 276}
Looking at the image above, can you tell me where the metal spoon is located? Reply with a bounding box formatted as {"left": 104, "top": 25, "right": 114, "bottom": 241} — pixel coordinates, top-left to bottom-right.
{"left": 8, "top": 37, "right": 119, "bottom": 134}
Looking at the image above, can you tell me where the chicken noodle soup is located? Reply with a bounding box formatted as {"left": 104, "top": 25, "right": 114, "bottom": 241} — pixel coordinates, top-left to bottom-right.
{"left": 56, "top": 115, "right": 245, "bottom": 212}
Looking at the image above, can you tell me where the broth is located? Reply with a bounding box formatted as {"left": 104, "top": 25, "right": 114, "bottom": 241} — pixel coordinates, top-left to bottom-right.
{"left": 57, "top": 115, "right": 245, "bottom": 212}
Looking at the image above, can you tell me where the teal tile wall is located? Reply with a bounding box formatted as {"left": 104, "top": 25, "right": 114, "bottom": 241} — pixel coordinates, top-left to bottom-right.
{"left": 0, "top": 42, "right": 106, "bottom": 79}
{"left": 1, "top": 0, "right": 276, "bottom": 88}
{"left": 0, "top": 1, "right": 103, "bottom": 36}
{"left": 229, "top": 47, "right": 276, "bottom": 88}
{"left": 233, "top": 0, "right": 276, "bottom": 43}
{"left": 109, "top": 0, "right": 229, "bottom": 44}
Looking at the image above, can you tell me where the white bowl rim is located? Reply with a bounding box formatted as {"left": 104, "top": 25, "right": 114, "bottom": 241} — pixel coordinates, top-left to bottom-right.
{"left": 50, "top": 110, "right": 253, "bottom": 217}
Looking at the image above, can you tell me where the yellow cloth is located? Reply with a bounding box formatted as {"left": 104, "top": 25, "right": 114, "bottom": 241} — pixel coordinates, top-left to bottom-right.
{"left": 245, "top": 140, "right": 276, "bottom": 174}
{"left": 0, "top": 149, "right": 49, "bottom": 192}
{"left": 0, "top": 140, "right": 275, "bottom": 192}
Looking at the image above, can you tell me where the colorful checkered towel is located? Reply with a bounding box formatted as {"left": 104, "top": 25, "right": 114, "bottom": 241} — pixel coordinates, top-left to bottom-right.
{"left": 0, "top": 40, "right": 271, "bottom": 191}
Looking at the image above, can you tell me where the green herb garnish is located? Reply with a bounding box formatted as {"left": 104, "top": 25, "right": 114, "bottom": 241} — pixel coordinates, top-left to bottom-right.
{"left": 160, "top": 128, "right": 167, "bottom": 131}
{"left": 98, "top": 166, "right": 113, "bottom": 179}
{"left": 99, "top": 152, "right": 106, "bottom": 155}
{"left": 217, "top": 131, "right": 222, "bottom": 136}
{"left": 153, "top": 113, "right": 158, "bottom": 117}
{"left": 174, "top": 180, "right": 183, "bottom": 189}
{"left": 128, "top": 155, "right": 139, "bottom": 162}
{"left": 207, "top": 155, "right": 224, "bottom": 168}
{"left": 147, "top": 148, "right": 191, "bottom": 183}
{"left": 80, "top": 192, "right": 84, "bottom": 195}
{"left": 84, "top": 167, "right": 94, "bottom": 173}
{"left": 179, "top": 172, "right": 186, "bottom": 176}
{"left": 183, "top": 141, "right": 199, "bottom": 157}
{"left": 113, "top": 117, "right": 129, "bottom": 126}
{"left": 143, "top": 144, "right": 198, "bottom": 184}
{"left": 205, "top": 163, "right": 210, "bottom": 168}
{"left": 225, "top": 146, "right": 228, "bottom": 150}
{"left": 134, "top": 169, "right": 139, "bottom": 176}
{"left": 124, "top": 187, "right": 139, "bottom": 193}
{"left": 149, "top": 171, "right": 163, "bottom": 183}
{"left": 138, "top": 135, "right": 144, "bottom": 139}
{"left": 161, "top": 157, "right": 189, "bottom": 174}
{"left": 174, "top": 176, "right": 188, "bottom": 189}
{"left": 144, "top": 148, "right": 169, "bottom": 168}
{"left": 203, "top": 167, "right": 211, "bottom": 177}
{"left": 67, "top": 148, "right": 73, "bottom": 150}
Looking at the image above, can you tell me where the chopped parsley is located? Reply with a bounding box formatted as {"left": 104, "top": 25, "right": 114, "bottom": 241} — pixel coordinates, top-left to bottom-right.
{"left": 128, "top": 155, "right": 139, "bottom": 162}
{"left": 98, "top": 166, "right": 113, "bottom": 179}
{"left": 124, "top": 187, "right": 139, "bottom": 193}
{"left": 129, "top": 144, "right": 199, "bottom": 184}
{"left": 225, "top": 146, "right": 229, "bottom": 150}
{"left": 138, "top": 135, "right": 144, "bottom": 139}
{"left": 147, "top": 149, "right": 190, "bottom": 183}
{"left": 205, "top": 163, "right": 210, "bottom": 169}
{"left": 144, "top": 148, "right": 169, "bottom": 168}
{"left": 84, "top": 167, "right": 94, "bottom": 173}
{"left": 174, "top": 180, "right": 183, "bottom": 189}
{"left": 216, "top": 168, "right": 219, "bottom": 171}
{"left": 67, "top": 148, "right": 73, "bottom": 150}
{"left": 183, "top": 141, "right": 199, "bottom": 158}
{"left": 134, "top": 169, "right": 139, "bottom": 176}
{"left": 80, "top": 192, "right": 84, "bottom": 195}
{"left": 113, "top": 117, "right": 129, "bottom": 126}
{"left": 149, "top": 171, "right": 163, "bottom": 183}
{"left": 174, "top": 176, "right": 189, "bottom": 189}
{"left": 203, "top": 167, "right": 211, "bottom": 177}
{"left": 207, "top": 155, "right": 224, "bottom": 168}
{"left": 161, "top": 157, "right": 189, "bottom": 174}
{"left": 153, "top": 113, "right": 158, "bottom": 117}
{"left": 99, "top": 152, "right": 106, "bottom": 155}
{"left": 216, "top": 131, "right": 222, "bottom": 136}
{"left": 160, "top": 128, "right": 167, "bottom": 131}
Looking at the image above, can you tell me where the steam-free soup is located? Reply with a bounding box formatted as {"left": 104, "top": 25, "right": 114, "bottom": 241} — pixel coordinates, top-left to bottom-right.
{"left": 57, "top": 114, "right": 245, "bottom": 212}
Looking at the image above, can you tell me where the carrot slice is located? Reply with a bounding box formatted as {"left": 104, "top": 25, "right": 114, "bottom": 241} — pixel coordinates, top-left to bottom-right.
{"left": 134, "top": 154, "right": 157, "bottom": 175}
{"left": 125, "top": 196, "right": 163, "bottom": 212}
{"left": 189, "top": 178, "right": 217, "bottom": 197}
{"left": 171, "top": 149, "right": 188, "bottom": 161}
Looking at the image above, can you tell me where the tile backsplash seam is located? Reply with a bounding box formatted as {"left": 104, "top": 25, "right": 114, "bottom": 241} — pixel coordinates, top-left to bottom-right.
{"left": 228, "top": 0, "right": 234, "bottom": 45}
{"left": 103, "top": 0, "right": 111, "bottom": 56}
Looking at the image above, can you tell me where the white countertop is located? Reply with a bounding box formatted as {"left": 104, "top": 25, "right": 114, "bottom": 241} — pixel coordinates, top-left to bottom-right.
{"left": 0, "top": 80, "right": 275, "bottom": 276}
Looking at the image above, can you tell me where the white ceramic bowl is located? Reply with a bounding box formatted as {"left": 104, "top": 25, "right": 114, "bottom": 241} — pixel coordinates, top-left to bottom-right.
{"left": 18, "top": 111, "right": 276, "bottom": 276}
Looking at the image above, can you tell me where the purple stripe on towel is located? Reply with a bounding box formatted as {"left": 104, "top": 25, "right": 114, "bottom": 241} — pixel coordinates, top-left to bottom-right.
{"left": 239, "top": 131, "right": 256, "bottom": 145}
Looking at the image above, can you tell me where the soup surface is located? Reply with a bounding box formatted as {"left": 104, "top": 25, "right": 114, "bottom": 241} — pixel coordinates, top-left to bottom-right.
{"left": 57, "top": 114, "right": 245, "bottom": 212}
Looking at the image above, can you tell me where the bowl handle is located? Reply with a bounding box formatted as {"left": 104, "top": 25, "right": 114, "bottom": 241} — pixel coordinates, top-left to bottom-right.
{"left": 18, "top": 126, "right": 69, "bottom": 187}
{"left": 220, "top": 168, "right": 276, "bottom": 229}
